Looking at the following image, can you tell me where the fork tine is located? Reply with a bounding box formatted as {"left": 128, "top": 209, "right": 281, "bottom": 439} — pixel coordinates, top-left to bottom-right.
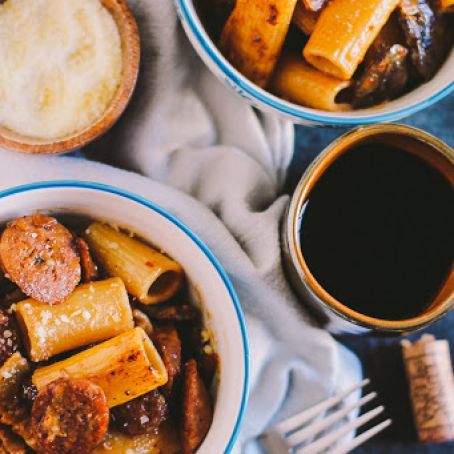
{"left": 286, "top": 391, "right": 377, "bottom": 447}
{"left": 296, "top": 405, "right": 385, "bottom": 454}
{"left": 329, "top": 418, "right": 392, "bottom": 454}
{"left": 275, "top": 379, "right": 370, "bottom": 434}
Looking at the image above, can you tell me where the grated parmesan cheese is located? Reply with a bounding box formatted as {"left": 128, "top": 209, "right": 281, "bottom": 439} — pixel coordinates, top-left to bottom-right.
{"left": 0, "top": 0, "right": 122, "bottom": 139}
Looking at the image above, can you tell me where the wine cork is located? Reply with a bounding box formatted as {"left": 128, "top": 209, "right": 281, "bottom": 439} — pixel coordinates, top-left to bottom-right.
{"left": 401, "top": 334, "right": 454, "bottom": 443}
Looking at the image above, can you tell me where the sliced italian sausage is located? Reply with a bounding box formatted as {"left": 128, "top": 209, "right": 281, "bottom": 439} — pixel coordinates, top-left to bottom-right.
{"left": 197, "top": 352, "right": 219, "bottom": 388}
{"left": 31, "top": 378, "right": 109, "bottom": 454}
{"left": 144, "top": 302, "right": 199, "bottom": 322}
{"left": 0, "top": 216, "right": 81, "bottom": 305}
{"left": 75, "top": 237, "right": 98, "bottom": 282}
{"left": 181, "top": 359, "right": 213, "bottom": 454}
{"left": 111, "top": 389, "right": 168, "bottom": 436}
{"left": 0, "top": 424, "right": 28, "bottom": 454}
{"left": 0, "top": 309, "right": 19, "bottom": 366}
{"left": 153, "top": 324, "right": 181, "bottom": 396}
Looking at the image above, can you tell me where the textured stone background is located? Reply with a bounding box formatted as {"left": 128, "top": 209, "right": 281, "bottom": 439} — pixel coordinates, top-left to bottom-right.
{"left": 289, "top": 94, "right": 454, "bottom": 454}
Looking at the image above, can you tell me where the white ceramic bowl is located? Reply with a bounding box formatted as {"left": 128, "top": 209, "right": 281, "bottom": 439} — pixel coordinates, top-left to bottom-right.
{"left": 175, "top": 0, "right": 454, "bottom": 126}
{"left": 0, "top": 181, "right": 249, "bottom": 454}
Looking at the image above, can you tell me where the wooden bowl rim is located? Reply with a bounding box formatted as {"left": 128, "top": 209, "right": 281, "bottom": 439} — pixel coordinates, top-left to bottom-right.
{"left": 0, "top": 0, "right": 140, "bottom": 155}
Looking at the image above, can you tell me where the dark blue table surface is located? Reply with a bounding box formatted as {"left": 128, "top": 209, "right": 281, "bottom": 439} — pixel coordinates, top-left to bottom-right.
{"left": 290, "top": 95, "right": 454, "bottom": 454}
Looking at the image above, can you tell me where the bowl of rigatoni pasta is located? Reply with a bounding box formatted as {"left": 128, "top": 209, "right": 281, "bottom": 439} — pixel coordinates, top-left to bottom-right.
{"left": 175, "top": 0, "right": 454, "bottom": 126}
{"left": 0, "top": 181, "right": 248, "bottom": 454}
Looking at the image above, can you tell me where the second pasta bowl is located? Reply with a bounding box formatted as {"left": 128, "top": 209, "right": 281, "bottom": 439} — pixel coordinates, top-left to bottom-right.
{"left": 0, "top": 181, "right": 248, "bottom": 454}
{"left": 175, "top": 0, "right": 454, "bottom": 126}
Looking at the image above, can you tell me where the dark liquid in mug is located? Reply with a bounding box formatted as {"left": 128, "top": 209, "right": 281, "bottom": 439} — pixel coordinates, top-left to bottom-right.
{"left": 300, "top": 144, "right": 454, "bottom": 320}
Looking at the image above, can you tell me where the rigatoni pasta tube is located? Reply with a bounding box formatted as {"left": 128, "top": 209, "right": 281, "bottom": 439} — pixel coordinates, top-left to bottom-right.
{"left": 219, "top": 0, "right": 298, "bottom": 87}
{"left": 272, "top": 55, "right": 351, "bottom": 111}
{"left": 15, "top": 277, "right": 133, "bottom": 362}
{"left": 292, "top": 2, "right": 320, "bottom": 35}
{"left": 85, "top": 223, "right": 182, "bottom": 305}
{"left": 439, "top": 0, "right": 454, "bottom": 12}
{"left": 32, "top": 327, "right": 168, "bottom": 408}
{"left": 303, "top": 0, "right": 399, "bottom": 80}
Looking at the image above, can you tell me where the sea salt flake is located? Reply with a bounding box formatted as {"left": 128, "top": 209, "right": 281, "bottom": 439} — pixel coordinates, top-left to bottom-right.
{"left": 41, "top": 311, "right": 52, "bottom": 324}
{"left": 35, "top": 326, "right": 47, "bottom": 347}
{"left": 1, "top": 370, "right": 12, "bottom": 379}
{"left": 140, "top": 415, "right": 149, "bottom": 425}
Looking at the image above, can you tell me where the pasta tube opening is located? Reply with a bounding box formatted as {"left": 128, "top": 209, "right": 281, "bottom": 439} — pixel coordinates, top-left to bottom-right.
{"left": 145, "top": 270, "right": 182, "bottom": 305}
{"left": 303, "top": 54, "right": 347, "bottom": 80}
{"left": 85, "top": 223, "right": 183, "bottom": 305}
{"left": 303, "top": 0, "right": 400, "bottom": 80}
{"left": 272, "top": 54, "right": 352, "bottom": 111}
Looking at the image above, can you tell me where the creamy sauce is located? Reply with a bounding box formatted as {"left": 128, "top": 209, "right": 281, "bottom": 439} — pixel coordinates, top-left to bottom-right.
{"left": 0, "top": 0, "right": 122, "bottom": 139}
{"left": 93, "top": 423, "right": 182, "bottom": 454}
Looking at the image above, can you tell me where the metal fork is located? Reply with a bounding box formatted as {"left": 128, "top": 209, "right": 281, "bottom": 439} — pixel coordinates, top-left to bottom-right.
{"left": 260, "top": 379, "right": 391, "bottom": 454}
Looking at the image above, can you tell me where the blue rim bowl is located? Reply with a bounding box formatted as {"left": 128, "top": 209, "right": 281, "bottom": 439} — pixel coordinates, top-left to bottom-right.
{"left": 0, "top": 180, "right": 249, "bottom": 454}
{"left": 175, "top": 0, "right": 454, "bottom": 126}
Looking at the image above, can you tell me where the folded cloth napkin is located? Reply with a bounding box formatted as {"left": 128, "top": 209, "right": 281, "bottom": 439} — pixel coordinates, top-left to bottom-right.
{"left": 0, "top": 0, "right": 362, "bottom": 452}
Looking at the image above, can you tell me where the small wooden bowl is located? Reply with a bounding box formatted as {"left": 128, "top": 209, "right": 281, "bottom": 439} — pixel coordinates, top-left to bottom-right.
{"left": 0, "top": 0, "right": 140, "bottom": 154}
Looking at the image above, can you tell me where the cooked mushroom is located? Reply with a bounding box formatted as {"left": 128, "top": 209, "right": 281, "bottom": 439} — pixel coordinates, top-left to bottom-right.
{"left": 398, "top": 0, "right": 445, "bottom": 80}
{"left": 143, "top": 302, "right": 199, "bottom": 323}
{"left": 354, "top": 44, "right": 409, "bottom": 107}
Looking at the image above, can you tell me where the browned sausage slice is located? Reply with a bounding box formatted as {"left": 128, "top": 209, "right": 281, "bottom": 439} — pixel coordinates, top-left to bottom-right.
{"left": 153, "top": 324, "right": 181, "bottom": 396}
{"left": 0, "top": 216, "right": 81, "bottom": 305}
{"left": 145, "top": 302, "right": 199, "bottom": 322}
{"left": 0, "top": 309, "right": 19, "bottom": 366}
{"left": 31, "top": 378, "right": 109, "bottom": 454}
{"left": 181, "top": 359, "right": 213, "bottom": 454}
{"left": 75, "top": 237, "right": 98, "bottom": 282}
{"left": 198, "top": 352, "right": 219, "bottom": 388}
{"left": 111, "top": 389, "right": 168, "bottom": 436}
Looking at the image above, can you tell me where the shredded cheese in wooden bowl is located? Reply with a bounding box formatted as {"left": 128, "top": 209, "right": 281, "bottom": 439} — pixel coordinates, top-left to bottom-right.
{"left": 0, "top": 0, "right": 124, "bottom": 142}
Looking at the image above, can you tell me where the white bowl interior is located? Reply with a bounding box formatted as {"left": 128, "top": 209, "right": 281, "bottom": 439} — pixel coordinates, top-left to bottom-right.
{"left": 0, "top": 185, "right": 247, "bottom": 453}
{"left": 178, "top": 0, "right": 454, "bottom": 124}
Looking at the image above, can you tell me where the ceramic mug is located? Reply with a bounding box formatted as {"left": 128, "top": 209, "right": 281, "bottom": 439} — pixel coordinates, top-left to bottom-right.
{"left": 282, "top": 124, "right": 454, "bottom": 334}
